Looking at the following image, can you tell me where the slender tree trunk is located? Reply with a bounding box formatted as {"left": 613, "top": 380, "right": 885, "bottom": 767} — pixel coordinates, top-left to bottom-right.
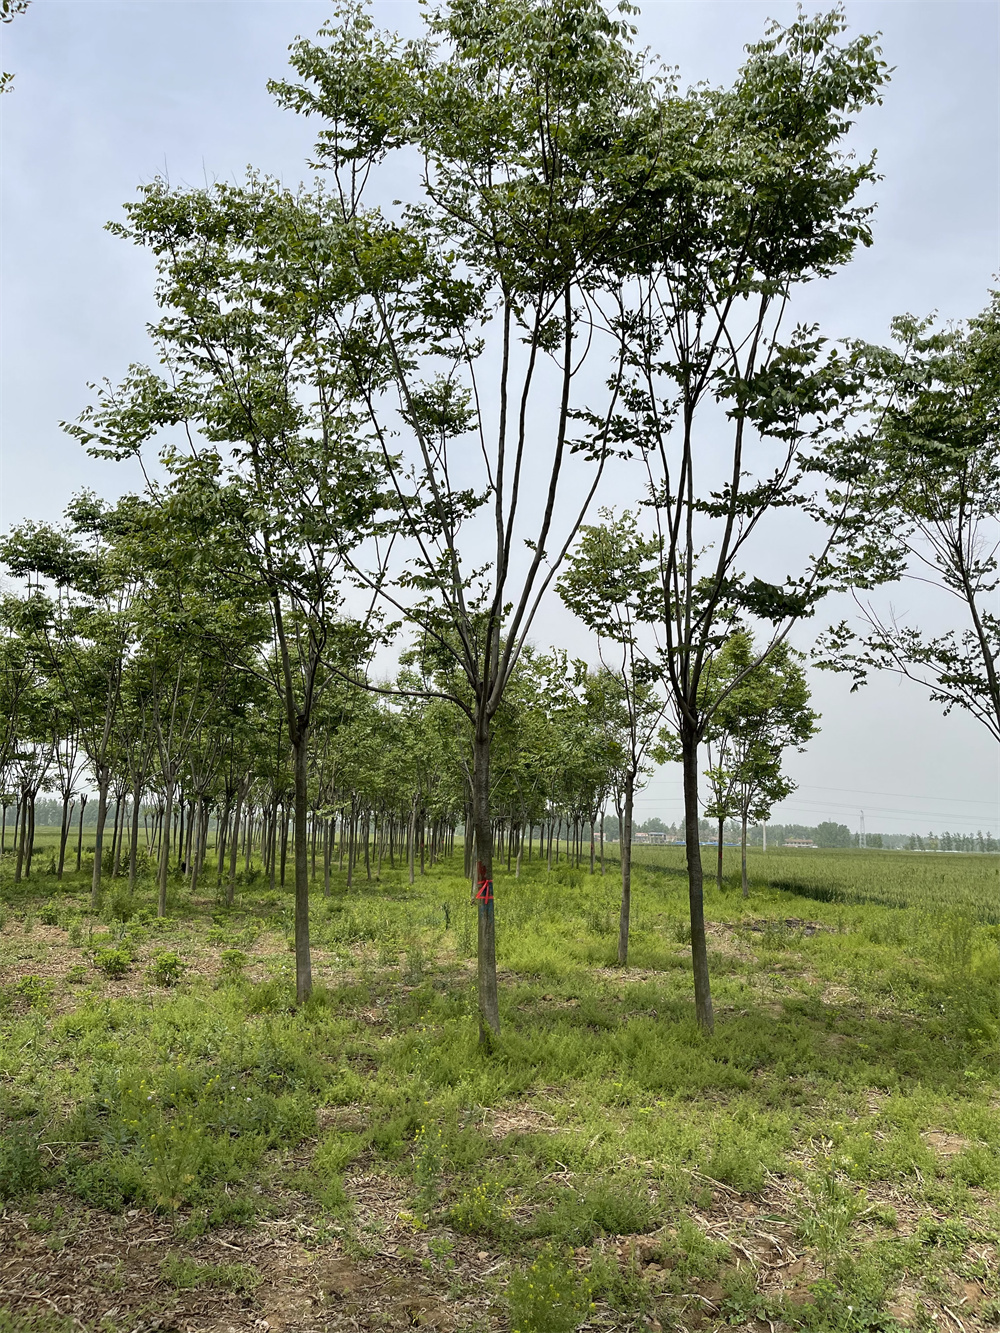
{"left": 227, "top": 785, "right": 244, "bottom": 907}
{"left": 157, "top": 780, "right": 174, "bottom": 918}
{"left": 292, "top": 729, "right": 312, "bottom": 1005}
{"left": 408, "top": 801, "right": 416, "bottom": 886}
{"left": 618, "top": 776, "right": 634, "bottom": 966}
{"left": 323, "top": 817, "right": 332, "bottom": 897}
{"left": 110, "top": 797, "right": 123, "bottom": 878}
{"left": 13, "top": 795, "right": 26, "bottom": 884}
{"left": 24, "top": 793, "right": 36, "bottom": 879}
{"left": 472, "top": 719, "right": 499, "bottom": 1044}
{"left": 1, "top": 802, "right": 7, "bottom": 856}
{"left": 741, "top": 813, "right": 749, "bottom": 898}
{"left": 279, "top": 802, "right": 289, "bottom": 888}
{"left": 75, "top": 794, "right": 87, "bottom": 872}
{"left": 681, "top": 727, "right": 714, "bottom": 1032}
{"left": 128, "top": 781, "right": 142, "bottom": 893}
{"left": 717, "top": 817, "right": 724, "bottom": 891}
{"left": 57, "top": 796, "right": 74, "bottom": 879}
{"left": 90, "top": 773, "right": 112, "bottom": 909}
{"left": 463, "top": 802, "right": 473, "bottom": 879}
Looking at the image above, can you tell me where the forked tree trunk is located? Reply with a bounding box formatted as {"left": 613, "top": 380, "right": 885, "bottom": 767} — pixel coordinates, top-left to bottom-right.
{"left": 617, "top": 773, "right": 634, "bottom": 966}
{"left": 681, "top": 725, "right": 714, "bottom": 1032}
{"left": 57, "top": 794, "right": 73, "bottom": 879}
{"left": 75, "top": 794, "right": 87, "bottom": 872}
{"left": 472, "top": 721, "right": 499, "bottom": 1044}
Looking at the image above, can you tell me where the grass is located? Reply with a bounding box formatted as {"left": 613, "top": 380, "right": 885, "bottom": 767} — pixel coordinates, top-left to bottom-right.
{"left": 0, "top": 827, "right": 997, "bottom": 1332}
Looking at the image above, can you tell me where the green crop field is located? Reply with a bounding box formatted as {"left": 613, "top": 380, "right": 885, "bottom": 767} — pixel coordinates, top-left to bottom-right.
{"left": 622, "top": 844, "right": 1000, "bottom": 922}
{"left": 0, "top": 838, "right": 997, "bottom": 1333}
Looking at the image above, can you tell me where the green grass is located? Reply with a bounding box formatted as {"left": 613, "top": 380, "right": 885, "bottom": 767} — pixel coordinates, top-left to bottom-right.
{"left": 0, "top": 829, "right": 997, "bottom": 1332}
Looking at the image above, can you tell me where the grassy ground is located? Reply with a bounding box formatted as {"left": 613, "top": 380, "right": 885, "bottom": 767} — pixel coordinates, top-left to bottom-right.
{"left": 0, "top": 831, "right": 997, "bottom": 1333}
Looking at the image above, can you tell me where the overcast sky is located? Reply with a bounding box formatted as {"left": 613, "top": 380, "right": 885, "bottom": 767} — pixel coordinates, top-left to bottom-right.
{"left": 1, "top": 0, "right": 998, "bottom": 837}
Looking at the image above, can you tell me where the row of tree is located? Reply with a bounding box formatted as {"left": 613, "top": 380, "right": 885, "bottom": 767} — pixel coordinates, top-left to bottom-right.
{"left": 4, "top": 1, "right": 997, "bottom": 1041}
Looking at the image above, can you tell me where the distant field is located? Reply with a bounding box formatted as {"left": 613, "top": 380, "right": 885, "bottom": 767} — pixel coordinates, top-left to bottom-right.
{"left": 616, "top": 844, "right": 1000, "bottom": 922}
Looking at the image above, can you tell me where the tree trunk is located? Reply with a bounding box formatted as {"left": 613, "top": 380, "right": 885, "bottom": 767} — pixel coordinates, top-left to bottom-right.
{"left": 618, "top": 775, "right": 634, "bottom": 966}
{"left": 75, "top": 794, "right": 87, "bottom": 872}
{"left": 111, "top": 796, "right": 124, "bottom": 878}
{"left": 717, "top": 817, "right": 724, "bottom": 890}
{"left": 24, "top": 792, "right": 36, "bottom": 879}
{"left": 57, "top": 794, "right": 73, "bottom": 879}
{"left": 279, "top": 802, "right": 289, "bottom": 888}
{"left": 323, "top": 817, "right": 332, "bottom": 897}
{"left": 741, "top": 813, "right": 749, "bottom": 898}
{"left": 91, "top": 773, "right": 111, "bottom": 909}
{"left": 128, "top": 781, "right": 142, "bottom": 893}
{"left": 227, "top": 784, "right": 244, "bottom": 906}
{"left": 292, "top": 728, "right": 312, "bottom": 1005}
{"left": 472, "top": 721, "right": 499, "bottom": 1044}
{"left": 599, "top": 811, "right": 605, "bottom": 875}
{"left": 157, "top": 780, "right": 174, "bottom": 918}
{"left": 13, "top": 795, "right": 26, "bottom": 884}
{"left": 408, "top": 801, "right": 416, "bottom": 886}
{"left": 681, "top": 726, "right": 714, "bottom": 1032}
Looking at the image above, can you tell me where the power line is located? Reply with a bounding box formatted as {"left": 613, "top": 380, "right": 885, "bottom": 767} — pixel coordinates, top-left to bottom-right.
{"left": 637, "top": 776, "right": 999, "bottom": 807}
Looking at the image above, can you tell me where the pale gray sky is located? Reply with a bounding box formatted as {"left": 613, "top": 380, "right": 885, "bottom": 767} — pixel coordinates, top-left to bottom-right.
{"left": 2, "top": 0, "right": 998, "bottom": 837}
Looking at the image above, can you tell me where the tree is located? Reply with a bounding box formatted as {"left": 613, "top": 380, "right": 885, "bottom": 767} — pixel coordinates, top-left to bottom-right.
{"left": 1, "top": 0, "right": 29, "bottom": 93}
{"left": 816, "top": 821, "right": 852, "bottom": 848}
{"left": 558, "top": 513, "right": 671, "bottom": 963}
{"left": 268, "top": 0, "right": 662, "bottom": 1041}
{"left": 1, "top": 500, "right": 140, "bottom": 907}
{"left": 820, "top": 296, "right": 1000, "bottom": 742}
{"left": 588, "top": 10, "right": 886, "bottom": 1029}
{"left": 65, "top": 179, "right": 384, "bottom": 1000}
{"left": 701, "top": 632, "right": 817, "bottom": 895}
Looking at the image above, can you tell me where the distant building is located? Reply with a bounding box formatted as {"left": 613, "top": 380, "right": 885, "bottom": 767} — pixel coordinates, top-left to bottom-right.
{"left": 784, "top": 838, "right": 816, "bottom": 848}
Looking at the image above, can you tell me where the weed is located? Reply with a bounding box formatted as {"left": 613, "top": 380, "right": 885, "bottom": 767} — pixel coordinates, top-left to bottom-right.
{"left": 527, "top": 1179, "right": 660, "bottom": 1245}
{"left": 0, "top": 1127, "right": 46, "bottom": 1200}
{"left": 412, "top": 1121, "right": 444, "bottom": 1212}
{"left": 93, "top": 946, "right": 131, "bottom": 979}
{"left": 797, "top": 1162, "right": 867, "bottom": 1277}
{"left": 148, "top": 950, "right": 187, "bottom": 987}
{"left": 160, "top": 1252, "right": 261, "bottom": 1294}
{"left": 448, "top": 1181, "right": 515, "bottom": 1238}
{"left": 506, "top": 1245, "right": 593, "bottom": 1333}
{"left": 141, "top": 1113, "right": 206, "bottom": 1211}
{"left": 219, "top": 948, "right": 248, "bottom": 983}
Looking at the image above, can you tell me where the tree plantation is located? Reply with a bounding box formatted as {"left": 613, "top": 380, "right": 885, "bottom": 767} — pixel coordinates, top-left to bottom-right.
{"left": 1, "top": 4, "right": 997, "bottom": 1333}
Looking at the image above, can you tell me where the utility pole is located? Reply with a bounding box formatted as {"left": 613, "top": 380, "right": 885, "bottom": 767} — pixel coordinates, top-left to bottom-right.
{"left": 859, "top": 810, "right": 866, "bottom": 849}
{"left": 762, "top": 823, "right": 767, "bottom": 852}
